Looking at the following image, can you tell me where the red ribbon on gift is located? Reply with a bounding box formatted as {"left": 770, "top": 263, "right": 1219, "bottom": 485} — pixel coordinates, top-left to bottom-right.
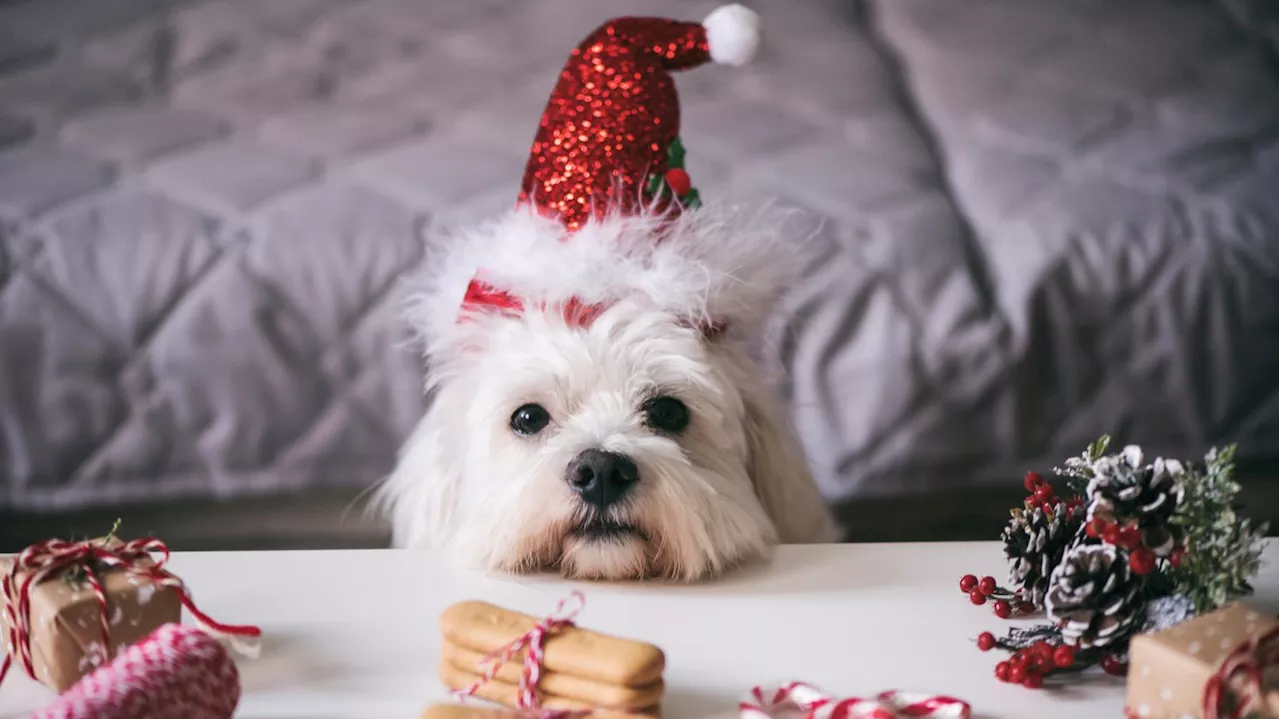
{"left": 1202, "top": 626, "right": 1279, "bottom": 719}
{"left": 451, "top": 591, "right": 590, "bottom": 719}
{"left": 0, "top": 536, "right": 261, "bottom": 687}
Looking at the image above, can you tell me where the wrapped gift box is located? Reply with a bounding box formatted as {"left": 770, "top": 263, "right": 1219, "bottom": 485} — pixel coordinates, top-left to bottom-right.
{"left": 1127, "top": 602, "right": 1278, "bottom": 719}
{"left": 0, "top": 550, "right": 181, "bottom": 692}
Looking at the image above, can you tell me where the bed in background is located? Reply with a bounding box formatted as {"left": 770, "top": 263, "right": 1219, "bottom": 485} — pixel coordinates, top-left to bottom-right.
{"left": 1, "top": 0, "right": 1275, "bottom": 549}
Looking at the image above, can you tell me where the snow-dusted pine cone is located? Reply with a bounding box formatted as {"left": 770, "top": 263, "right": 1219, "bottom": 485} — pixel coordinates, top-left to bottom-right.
{"left": 1001, "top": 503, "right": 1079, "bottom": 608}
{"left": 1086, "top": 445, "right": 1185, "bottom": 556}
{"left": 1044, "top": 544, "right": 1142, "bottom": 649}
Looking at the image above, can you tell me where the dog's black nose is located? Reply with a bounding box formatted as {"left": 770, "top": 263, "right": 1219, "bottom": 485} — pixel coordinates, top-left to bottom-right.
{"left": 566, "top": 449, "right": 639, "bottom": 508}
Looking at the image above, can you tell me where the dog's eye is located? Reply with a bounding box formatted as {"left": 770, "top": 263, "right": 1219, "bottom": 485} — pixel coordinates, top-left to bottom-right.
{"left": 510, "top": 403, "right": 551, "bottom": 436}
{"left": 643, "top": 396, "right": 689, "bottom": 434}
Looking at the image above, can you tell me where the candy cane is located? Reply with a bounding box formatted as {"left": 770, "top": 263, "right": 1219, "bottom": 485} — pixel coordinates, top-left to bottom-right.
{"left": 740, "top": 682, "right": 971, "bottom": 719}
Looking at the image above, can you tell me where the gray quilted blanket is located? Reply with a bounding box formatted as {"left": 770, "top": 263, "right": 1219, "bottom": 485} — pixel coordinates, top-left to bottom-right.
{"left": 1, "top": 0, "right": 1275, "bottom": 514}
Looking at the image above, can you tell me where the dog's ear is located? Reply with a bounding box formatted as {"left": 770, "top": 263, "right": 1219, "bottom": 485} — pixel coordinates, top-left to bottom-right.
{"left": 373, "top": 388, "right": 464, "bottom": 548}
{"left": 740, "top": 385, "right": 842, "bottom": 543}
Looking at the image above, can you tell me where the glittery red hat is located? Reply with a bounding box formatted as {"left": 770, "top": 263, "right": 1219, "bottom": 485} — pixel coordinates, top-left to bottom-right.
{"left": 520, "top": 4, "right": 762, "bottom": 230}
{"left": 447, "top": 5, "right": 765, "bottom": 336}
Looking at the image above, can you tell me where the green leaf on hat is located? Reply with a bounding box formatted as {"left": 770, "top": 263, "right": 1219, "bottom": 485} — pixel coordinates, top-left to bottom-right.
{"left": 646, "top": 172, "right": 664, "bottom": 197}
{"left": 667, "top": 137, "right": 686, "bottom": 169}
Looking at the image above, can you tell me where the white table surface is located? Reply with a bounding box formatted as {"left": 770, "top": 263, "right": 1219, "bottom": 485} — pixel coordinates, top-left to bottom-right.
{"left": 1, "top": 541, "right": 1276, "bottom": 719}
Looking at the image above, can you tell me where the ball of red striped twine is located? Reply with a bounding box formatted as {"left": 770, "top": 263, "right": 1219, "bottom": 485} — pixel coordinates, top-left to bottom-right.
{"left": 32, "top": 623, "right": 240, "bottom": 719}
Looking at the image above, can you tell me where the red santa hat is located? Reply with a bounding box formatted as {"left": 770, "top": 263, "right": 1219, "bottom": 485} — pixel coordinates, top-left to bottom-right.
{"left": 411, "top": 5, "right": 810, "bottom": 356}
{"left": 516, "top": 3, "right": 762, "bottom": 231}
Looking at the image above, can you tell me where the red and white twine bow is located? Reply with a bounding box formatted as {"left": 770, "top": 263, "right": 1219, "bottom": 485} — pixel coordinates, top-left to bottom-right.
{"left": 0, "top": 537, "right": 261, "bottom": 687}
{"left": 1202, "top": 627, "right": 1279, "bottom": 719}
{"left": 739, "top": 682, "right": 972, "bottom": 719}
{"left": 452, "top": 591, "right": 590, "bottom": 718}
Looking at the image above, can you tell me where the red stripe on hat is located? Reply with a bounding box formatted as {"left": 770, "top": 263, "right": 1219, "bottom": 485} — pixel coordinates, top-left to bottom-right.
{"left": 461, "top": 278, "right": 524, "bottom": 318}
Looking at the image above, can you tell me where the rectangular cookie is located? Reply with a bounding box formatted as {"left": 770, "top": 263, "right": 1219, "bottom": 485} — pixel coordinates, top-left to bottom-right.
{"left": 421, "top": 703, "right": 647, "bottom": 719}
{"left": 442, "top": 640, "right": 664, "bottom": 709}
{"left": 437, "top": 661, "right": 659, "bottom": 718}
{"left": 440, "top": 600, "right": 665, "bottom": 687}
{"left": 422, "top": 704, "right": 520, "bottom": 719}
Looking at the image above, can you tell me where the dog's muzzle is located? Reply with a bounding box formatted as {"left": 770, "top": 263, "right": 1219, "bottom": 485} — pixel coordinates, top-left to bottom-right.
{"left": 566, "top": 448, "right": 638, "bottom": 509}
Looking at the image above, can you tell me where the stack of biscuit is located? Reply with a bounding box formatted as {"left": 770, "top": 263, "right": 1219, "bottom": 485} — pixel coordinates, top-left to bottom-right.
{"left": 437, "top": 600, "right": 665, "bottom": 717}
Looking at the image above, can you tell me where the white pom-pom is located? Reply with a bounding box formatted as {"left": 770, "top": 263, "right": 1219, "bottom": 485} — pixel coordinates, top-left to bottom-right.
{"left": 703, "top": 4, "right": 761, "bottom": 67}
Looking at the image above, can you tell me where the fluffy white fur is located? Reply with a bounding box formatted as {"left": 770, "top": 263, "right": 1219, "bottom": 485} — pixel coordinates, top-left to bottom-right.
{"left": 376, "top": 201, "right": 839, "bottom": 581}
{"left": 409, "top": 201, "right": 812, "bottom": 353}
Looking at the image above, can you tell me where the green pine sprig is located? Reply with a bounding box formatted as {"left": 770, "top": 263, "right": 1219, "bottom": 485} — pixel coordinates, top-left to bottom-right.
{"left": 61, "top": 518, "right": 123, "bottom": 588}
{"left": 102, "top": 517, "right": 122, "bottom": 545}
{"left": 1167, "top": 445, "right": 1268, "bottom": 613}
{"left": 1052, "top": 434, "right": 1111, "bottom": 496}
{"left": 1056, "top": 437, "right": 1266, "bottom": 613}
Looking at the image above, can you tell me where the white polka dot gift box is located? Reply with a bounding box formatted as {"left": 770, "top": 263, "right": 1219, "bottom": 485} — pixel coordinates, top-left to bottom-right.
{"left": 1125, "top": 602, "right": 1278, "bottom": 719}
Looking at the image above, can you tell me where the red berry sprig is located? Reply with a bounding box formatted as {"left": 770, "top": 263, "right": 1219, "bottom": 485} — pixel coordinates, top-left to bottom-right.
{"left": 993, "top": 599, "right": 1012, "bottom": 619}
{"left": 1128, "top": 547, "right": 1156, "bottom": 575}
{"left": 980, "top": 637, "right": 1085, "bottom": 690}
{"left": 964, "top": 467, "right": 1181, "bottom": 689}
{"left": 968, "top": 586, "right": 1138, "bottom": 688}
{"left": 1052, "top": 645, "right": 1077, "bottom": 668}
{"left": 976, "top": 632, "right": 996, "bottom": 652}
{"left": 1086, "top": 516, "right": 1187, "bottom": 577}
{"left": 1100, "top": 654, "right": 1126, "bottom": 676}
{"left": 957, "top": 573, "right": 1034, "bottom": 615}
{"left": 956, "top": 472, "right": 1084, "bottom": 619}
{"left": 1022, "top": 471, "right": 1084, "bottom": 516}
{"left": 963, "top": 471, "right": 1116, "bottom": 689}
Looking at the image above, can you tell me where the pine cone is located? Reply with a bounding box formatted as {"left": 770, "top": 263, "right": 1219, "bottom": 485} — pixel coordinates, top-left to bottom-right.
{"left": 1001, "top": 503, "right": 1079, "bottom": 608}
{"left": 1044, "top": 544, "right": 1141, "bottom": 649}
{"left": 1086, "top": 446, "right": 1185, "bottom": 556}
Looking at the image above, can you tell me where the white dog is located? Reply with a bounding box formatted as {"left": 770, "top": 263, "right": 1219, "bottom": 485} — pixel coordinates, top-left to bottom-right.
{"left": 374, "top": 5, "right": 839, "bottom": 581}
{"left": 376, "top": 203, "right": 839, "bottom": 581}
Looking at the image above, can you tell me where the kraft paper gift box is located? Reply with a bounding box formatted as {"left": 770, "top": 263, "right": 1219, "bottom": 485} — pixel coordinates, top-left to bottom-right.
{"left": 0, "top": 552, "right": 181, "bottom": 692}
{"left": 1127, "top": 602, "right": 1278, "bottom": 719}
